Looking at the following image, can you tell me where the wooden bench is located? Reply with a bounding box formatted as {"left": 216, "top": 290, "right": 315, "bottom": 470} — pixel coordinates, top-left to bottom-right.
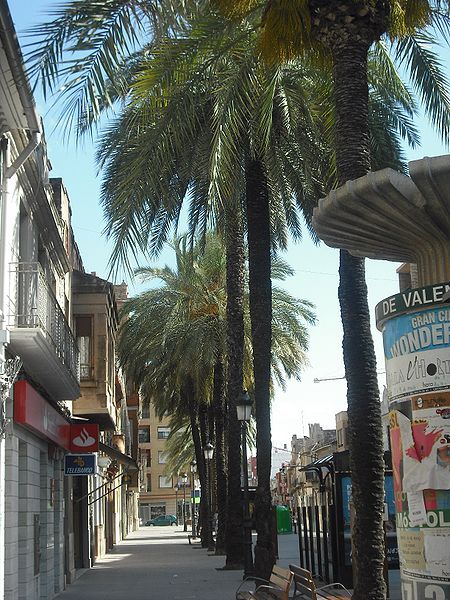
{"left": 289, "top": 565, "right": 351, "bottom": 599}
{"left": 236, "top": 565, "right": 293, "bottom": 600}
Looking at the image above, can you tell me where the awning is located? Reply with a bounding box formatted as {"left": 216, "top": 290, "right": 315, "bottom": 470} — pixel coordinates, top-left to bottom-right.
{"left": 98, "top": 442, "right": 139, "bottom": 471}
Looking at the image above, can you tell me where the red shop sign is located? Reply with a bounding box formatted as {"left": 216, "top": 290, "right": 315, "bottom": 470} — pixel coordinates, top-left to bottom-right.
{"left": 14, "top": 381, "right": 70, "bottom": 450}
{"left": 69, "top": 424, "right": 99, "bottom": 453}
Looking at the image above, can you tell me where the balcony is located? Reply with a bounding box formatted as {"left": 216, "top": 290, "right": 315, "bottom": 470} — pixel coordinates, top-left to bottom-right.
{"left": 72, "top": 391, "right": 116, "bottom": 430}
{"left": 7, "top": 262, "right": 80, "bottom": 400}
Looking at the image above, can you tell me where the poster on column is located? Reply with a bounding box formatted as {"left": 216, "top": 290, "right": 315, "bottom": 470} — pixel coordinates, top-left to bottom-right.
{"left": 393, "top": 392, "right": 450, "bottom": 493}
{"left": 382, "top": 307, "right": 450, "bottom": 401}
{"left": 389, "top": 396, "right": 450, "bottom": 598}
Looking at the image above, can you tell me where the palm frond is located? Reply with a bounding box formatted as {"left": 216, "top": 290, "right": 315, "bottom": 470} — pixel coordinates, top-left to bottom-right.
{"left": 393, "top": 32, "right": 450, "bottom": 146}
{"left": 25, "top": 0, "right": 191, "bottom": 136}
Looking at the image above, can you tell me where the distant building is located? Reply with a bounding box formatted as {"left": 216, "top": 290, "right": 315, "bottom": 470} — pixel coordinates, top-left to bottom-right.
{"left": 137, "top": 401, "right": 192, "bottom": 525}
{"left": 272, "top": 443, "right": 290, "bottom": 477}
{"left": 278, "top": 423, "right": 337, "bottom": 511}
{"left": 335, "top": 411, "right": 349, "bottom": 452}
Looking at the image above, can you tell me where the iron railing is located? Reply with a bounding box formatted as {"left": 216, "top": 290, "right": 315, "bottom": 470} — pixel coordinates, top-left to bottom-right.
{"left": 8, "top": 262, "right": 79, "bottom": 383}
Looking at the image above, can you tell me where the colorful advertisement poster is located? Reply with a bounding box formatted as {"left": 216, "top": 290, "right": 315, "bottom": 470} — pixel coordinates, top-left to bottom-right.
{"left": 382, "top": 296, "right": 450, "bottom": 599}
{"left": 390, "top": 396, "right": 450, "bottom": 597}
{"left": 382, "top": 307, "right": 450, "bottom": 400}
{"left": 393, "top": 401, "right": 450, "bottom": 493}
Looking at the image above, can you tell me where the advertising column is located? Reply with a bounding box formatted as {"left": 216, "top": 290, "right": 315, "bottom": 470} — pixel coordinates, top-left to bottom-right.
{"left": 376, "top": 282, "right": 450, "bottom": 600}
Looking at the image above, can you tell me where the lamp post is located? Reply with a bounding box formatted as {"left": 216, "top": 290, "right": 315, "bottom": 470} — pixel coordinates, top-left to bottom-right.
{"left": 190, "top": 460, "right": 197, "bottom": 538}
{"left": 174, "top": 484, "right": 179, "bottom": 525}
{"left": 182, "top": 473, "right": 188, "bottom": 532}
{"left": 203, "top": 442, "right": 215, "bottom": 550}
{"left": 237, "top": 390, "right": 254, "bottom": 578}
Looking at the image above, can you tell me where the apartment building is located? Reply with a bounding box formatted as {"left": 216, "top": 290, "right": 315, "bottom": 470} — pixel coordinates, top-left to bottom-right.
{"left": 71, "top": 272, "right": 139, "bottom": 568}
{"left": 0, "top": 5, "right": 78, "bottom": 596}
{"left": 138, "top": 401, "right": 191, "bottom": 524}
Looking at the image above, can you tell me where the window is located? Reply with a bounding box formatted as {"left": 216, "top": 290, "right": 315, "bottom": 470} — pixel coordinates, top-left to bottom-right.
{"left": 157, "top": 427, "right": 170, "bottom": 440}
{"left": 146, "top": 475, "right": 152, "bottom": 492}
{"left": 159, "top": 476, "right": 172, "bottom": 488}
{"left": 106, "top": 329, "right": 115, "bottom": 392}
{"left": 150, "top": 504, "right": 166, "bottom": 519}
{"left": 129, "top": 420, "right": 133, "bottom": 446}
{"left": 158, "top": 451, "right": 168, "bottom": 464}
{"left": 76, "top": 316, "right": 92, "bottom": 379}
{"left": 140, "top": 449, "right": 151, "bottom": 467}
{"left": 141, "top": 404, "right": 150, "bottom": 419}
{"left": 138, "top": 428, "right": 150, "bottom": 443}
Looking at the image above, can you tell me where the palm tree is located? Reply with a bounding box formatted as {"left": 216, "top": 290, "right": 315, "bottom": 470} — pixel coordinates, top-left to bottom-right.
{"left": 101, "top": 48, "right": 326, "bottom": 574}
{"left": 118, "top": 234, "right": 316, "bottom": 552}
{"left": 119, "top": 235, "right": 227, "bottom": 548}
{"left": 94, "top": 22, "right": 425, "bottom": 577}
{"left": 126, "top": 20, "right": 422, "bottom": 578}
{"left": 213, "top": 0, "right": 450, "bottom": 594}
{"left": 25, "top": 0, "right": 194, "bottom": 134}
{"left": 91, "top": 26, "right": 329, "bottom": 572}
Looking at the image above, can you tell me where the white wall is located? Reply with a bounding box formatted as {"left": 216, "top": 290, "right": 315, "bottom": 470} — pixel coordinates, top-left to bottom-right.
{"left": 5, "top": 425, "right": 65, "bottom": 600}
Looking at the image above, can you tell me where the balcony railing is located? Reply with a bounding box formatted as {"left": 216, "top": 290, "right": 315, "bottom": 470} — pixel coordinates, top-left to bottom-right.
{"left": 8, "top": 262, "right": 79, "bottom": 383}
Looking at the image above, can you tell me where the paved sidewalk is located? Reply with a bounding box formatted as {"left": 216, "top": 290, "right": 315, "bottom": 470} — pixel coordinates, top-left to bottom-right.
{"left": 55, "top": 527, "right": 401, "bottom": 600}
{"left": 55, "top": 526, "right": 243, "bottom": 600}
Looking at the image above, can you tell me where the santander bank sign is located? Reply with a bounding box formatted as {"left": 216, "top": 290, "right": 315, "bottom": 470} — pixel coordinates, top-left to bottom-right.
{"left": 69, "top": 424, "right": 99, "bottom": 453}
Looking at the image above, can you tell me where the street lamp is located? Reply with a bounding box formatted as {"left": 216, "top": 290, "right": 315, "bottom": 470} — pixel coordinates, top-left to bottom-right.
{"left": 182, "top": 473, "right": 188, "bottom": 532}
{"left": 203, "top": 442, "right": 215, "bottom": 550}
{"left": 204, "top": 442, "right": 214, "bottom": 461}
{"left": 174, "top": 483, "right": 179, "bottom": 524}
{"left": 190, "top": 460, "right": 197, "bottom": 539}
{"left": 237, "top": 389, "right": 254, "bottom": 578}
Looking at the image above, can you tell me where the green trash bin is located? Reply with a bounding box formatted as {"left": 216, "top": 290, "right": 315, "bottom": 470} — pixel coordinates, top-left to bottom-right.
{"left": 276, "top": 505, "right": 292, "bottom": 534}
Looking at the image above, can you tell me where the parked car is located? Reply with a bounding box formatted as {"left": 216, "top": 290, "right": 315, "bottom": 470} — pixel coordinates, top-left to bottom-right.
{"left": 145, "top": 514, "right": 177, "bottom": 526}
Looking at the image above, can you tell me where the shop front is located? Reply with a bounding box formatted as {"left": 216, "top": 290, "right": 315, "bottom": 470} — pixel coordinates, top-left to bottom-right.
{"left": 5, "top": 380, "right": 71, "bottom": 600}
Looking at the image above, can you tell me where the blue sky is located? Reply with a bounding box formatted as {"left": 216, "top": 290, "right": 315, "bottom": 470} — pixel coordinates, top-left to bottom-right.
{"left": 8, "top": 0, "right": 450, "bottom": 450}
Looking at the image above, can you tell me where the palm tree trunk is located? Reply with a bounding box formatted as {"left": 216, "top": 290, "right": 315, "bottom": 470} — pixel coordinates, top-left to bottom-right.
{"left": 184, "top": 377, "right": 207, "bottom": 542}
{"left": 199, "top": 401, "right": 214, "bottom": 550}
{"left": 213, "top": 360, "right": 227, "bottom": 554}
{"left": 245, "top": 157, "right": 274, "bottom": 580}
{"left": 208, "top": 402, "right": 216, "bottom": 514}
{"left": 332, "top": 40, "right": 385, "bottom": 600}
{"left": 224, "top": 202, "right": 245, "bottom": 569}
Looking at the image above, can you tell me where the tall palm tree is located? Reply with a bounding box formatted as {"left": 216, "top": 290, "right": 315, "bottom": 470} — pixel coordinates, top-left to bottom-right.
{"left": 93, "top": 26, "right": 328, "bottom": 572}
{"left": 126, "top": 19, "right": 421, "bottom": 578}
{"left": 101, "top": 46, "right": 326, "bottom": 573}
{"left": 119, "top": 235, "right": 227, "bottom": 548}
{"left": 118, "top": 234, "right": 316, "bottom": 552}
{"left": 213, "top": 0, "right": 450, "bottom": 594}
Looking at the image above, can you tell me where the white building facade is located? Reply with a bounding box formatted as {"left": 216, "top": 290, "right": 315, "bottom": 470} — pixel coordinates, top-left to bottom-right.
{"left": 0, "top": 4, "right": 140, "bottom": 599}
{"left": 0, "top": 3, "right": 79, "bottom": 598}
